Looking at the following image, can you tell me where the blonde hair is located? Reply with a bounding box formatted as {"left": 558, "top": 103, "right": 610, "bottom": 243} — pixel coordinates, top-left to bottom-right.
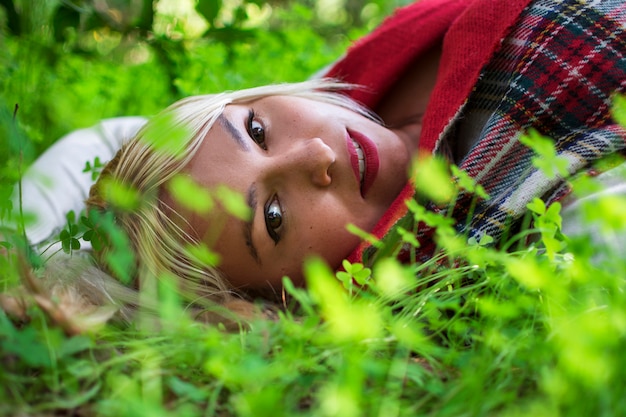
{"left": 86, "top": 79, "right": 373, "bottom": 309}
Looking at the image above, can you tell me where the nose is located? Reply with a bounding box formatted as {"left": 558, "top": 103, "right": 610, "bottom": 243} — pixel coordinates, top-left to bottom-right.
{"left": 265, "top": 137, "right": 335, "bottom": 187}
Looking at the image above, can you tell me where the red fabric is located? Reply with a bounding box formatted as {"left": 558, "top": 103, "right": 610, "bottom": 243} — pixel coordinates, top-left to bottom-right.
{"left": 326, "top": 0, "right": 474, "bottom": 111}
{"left": 324, "top": 0, "right": 533, "bottom": 264}
{"left": 419, "top": 0, "right": 532, "bottom": 154}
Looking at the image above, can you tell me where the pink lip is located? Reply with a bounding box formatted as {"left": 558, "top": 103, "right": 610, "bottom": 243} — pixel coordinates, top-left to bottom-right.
{"left": 346, "top": 128, "right": 380, "bottom": 197}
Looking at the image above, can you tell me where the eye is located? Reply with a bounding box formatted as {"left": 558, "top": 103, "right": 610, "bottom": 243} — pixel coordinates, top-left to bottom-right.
{"left": 247, "top": 109, "right": 266, "bottom": 150}
{"left": 264, "top": 195, "right": 283, "bottom": 244}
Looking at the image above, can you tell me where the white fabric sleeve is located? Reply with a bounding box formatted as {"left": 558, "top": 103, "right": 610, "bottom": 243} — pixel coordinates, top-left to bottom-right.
{"left": 11, "top": 116, "right": 147, "bottom": 245}
{"left": 560, "top": 162, "right": 626, "bottom": 262}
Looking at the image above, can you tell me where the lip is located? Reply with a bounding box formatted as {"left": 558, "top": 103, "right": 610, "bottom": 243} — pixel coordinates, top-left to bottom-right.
{"left": 345, "top": 131, "right": 361, "bottom": 189}
{"left": 346, "top": 128, "right": 380, "bottom": 197}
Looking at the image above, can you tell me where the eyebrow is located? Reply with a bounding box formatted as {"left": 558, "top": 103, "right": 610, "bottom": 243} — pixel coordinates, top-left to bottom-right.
{"left": 218, "top": 113, "right": 260, "bottom": 264}
{"left": 218, "top": 113, "right": 250, "bottom": 151}
{"left": 243, "top": 183, "right": 261, "bottom": 265}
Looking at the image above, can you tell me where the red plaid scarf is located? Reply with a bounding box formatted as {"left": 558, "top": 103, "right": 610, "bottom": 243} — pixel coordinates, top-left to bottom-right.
{"left": 327, "top": 0, "right": 626, "bottom": 265}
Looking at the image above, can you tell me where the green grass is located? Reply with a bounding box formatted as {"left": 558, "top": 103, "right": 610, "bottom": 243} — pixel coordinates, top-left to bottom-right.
{"left": 2, "top": 1, "right": 626, "bottom": 416}
{"left": 3, "top": 213, "right": 626, "bottom": 416}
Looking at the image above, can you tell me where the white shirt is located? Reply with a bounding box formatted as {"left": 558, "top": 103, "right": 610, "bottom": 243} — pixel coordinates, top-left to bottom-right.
{"left": 9, "top": 117, "right": 147, "bottom": 245}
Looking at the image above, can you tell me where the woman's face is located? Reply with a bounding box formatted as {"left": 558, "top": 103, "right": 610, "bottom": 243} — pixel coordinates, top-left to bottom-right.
{"left": 181, "top": 95, "right": 414, "bottom": 290}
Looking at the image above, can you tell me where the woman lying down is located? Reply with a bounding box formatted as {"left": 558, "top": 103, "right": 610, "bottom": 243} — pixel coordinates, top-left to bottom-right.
{"left": 2, "top": 0, "right": 625, "bottom": 331}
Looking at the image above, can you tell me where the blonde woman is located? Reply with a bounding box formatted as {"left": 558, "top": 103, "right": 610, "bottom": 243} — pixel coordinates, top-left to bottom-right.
{"left": 3, "top": 0, "right": 626, "bottom": 330}
{"left": 84, "top": 79, "right": 408, "bottom": 315}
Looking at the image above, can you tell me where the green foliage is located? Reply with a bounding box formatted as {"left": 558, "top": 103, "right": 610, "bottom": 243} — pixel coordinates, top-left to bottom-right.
{"left": 526, "top": 198, "right": 564, "bottom": 260}
{"left": 59, "top": 210, "right": 81, "bottom": 254}
{"left": 612, "top": 93, "right": 626, "bottom": 127}
{"left": 141, "top": 111, "right": 192, "bottom": 159}
{"left": 411, "top": 155, "right": 455, "bottom": 204}
{"left": 214, "top": 185, "right": 252, "bottom": 221}
{"left": 100, "top": 178, "right": 141, "bottom": 212}
{"left": 519, "top": 129, "right": 569, "bottom": 179}
{"left": 167, "top": 174, "right": 215, "bottom": 214}
{"left": 336, "top": 259, "right": 372, "bottom": 291}
{"left": 3, "top": 171, "right": 626, "bottom": 415}
{"left": 1, "top": 2, "right": 626, "bottom": 417}
{"left": 83, "top": 156, "right": 104, "bottom": 181}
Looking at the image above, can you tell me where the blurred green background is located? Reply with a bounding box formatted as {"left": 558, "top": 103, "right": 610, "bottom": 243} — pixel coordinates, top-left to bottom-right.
{"left": 0, "top": 0, "right": 411, "bottom": 166}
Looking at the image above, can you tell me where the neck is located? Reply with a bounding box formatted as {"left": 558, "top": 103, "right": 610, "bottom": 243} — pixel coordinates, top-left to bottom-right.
{"left": 375, "top": 44, "right": 443, "bottom": 155}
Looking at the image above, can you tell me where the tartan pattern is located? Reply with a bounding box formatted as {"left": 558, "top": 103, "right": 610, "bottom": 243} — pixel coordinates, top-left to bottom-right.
{"left": 405, "top": 0, "right": 626, "bottom": 262}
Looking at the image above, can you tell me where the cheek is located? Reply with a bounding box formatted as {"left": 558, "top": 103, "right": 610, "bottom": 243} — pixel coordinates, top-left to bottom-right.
{"left": 298, "top": 196, "right": 382, "bottom": 242}
{"left": 302, "top": 216, "right": 363, "bottom": 262}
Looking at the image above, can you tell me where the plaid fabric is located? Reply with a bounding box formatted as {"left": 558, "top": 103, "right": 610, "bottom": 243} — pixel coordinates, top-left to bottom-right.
{"left": 362, "top": 0, "right": 626, "bottom": 264}
{"left": 453, "top": 0, "right": 626, "bottom": 243}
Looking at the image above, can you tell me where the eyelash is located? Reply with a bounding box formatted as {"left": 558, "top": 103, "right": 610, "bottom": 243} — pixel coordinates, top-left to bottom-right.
{"left": 246, "top": 109, "right": 283, "bottom": 243}
{"left": 246, "top": 109, "right": 267, "bottom": 150}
